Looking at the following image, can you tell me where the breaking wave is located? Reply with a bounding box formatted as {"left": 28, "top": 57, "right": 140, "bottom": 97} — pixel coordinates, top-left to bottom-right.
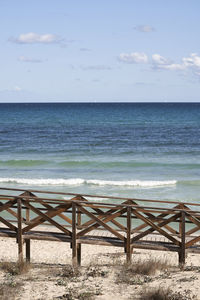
{"left": 0, "top": 177, "right": 177, "bottom": 187}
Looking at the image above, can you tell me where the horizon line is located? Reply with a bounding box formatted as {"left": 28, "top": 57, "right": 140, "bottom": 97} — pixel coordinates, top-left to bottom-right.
{"left": 0, "top": 101, "right": 200, "bottom": 104}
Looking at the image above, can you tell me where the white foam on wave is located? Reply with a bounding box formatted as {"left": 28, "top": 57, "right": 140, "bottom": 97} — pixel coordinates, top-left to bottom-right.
{"left": 0, "top": 178, "right": 84, "bottom": 185}
{"left": 87, "top": 179, "right": 177, "bottom": 187}
{"left": 0, "top": 177, "right": 177, "bottom": 187}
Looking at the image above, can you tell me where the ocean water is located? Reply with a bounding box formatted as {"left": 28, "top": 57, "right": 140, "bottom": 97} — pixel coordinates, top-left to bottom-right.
{"left": 0, "top": 102, "right": 200, "bottom": 204}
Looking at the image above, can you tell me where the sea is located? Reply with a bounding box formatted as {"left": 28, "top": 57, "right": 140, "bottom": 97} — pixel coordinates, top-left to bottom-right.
{"left": 0, "top": 102, "right": 200, "bottom": 205}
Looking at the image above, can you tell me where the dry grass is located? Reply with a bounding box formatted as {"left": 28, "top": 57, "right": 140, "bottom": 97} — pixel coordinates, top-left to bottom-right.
{"left": 0, "top": 256, "right": 197, "bottom": 300}
{"left": 139, "top": 287, "right": 197, "bottom": 300}
{"left": 0, "top": 273, "right": 23, "bottom": 300}
{"left": 0, "top": 261, "right": 31, "bottom": 276}
{"left": 128, "top": 258, "right": 171, "bottom": 276}
{"left": 54, "top": 282, "right": 102, "bottom": 300}
{"left": 115, "top": 258, "right": 171, "bottom": 285}
{"left": 85, "top": 264, "right": 109, "bottom": 278}
{"left": 54, "top": 288, "right": 96, "bottom": 300}
{"left": 0, "top": 283, "right": 20, "bottom": 300}
{"left": 0, "top": 261, "right": 31, "bottom": 299}
{"left": 58, "top": 264, "right": 81, "bottom": 279}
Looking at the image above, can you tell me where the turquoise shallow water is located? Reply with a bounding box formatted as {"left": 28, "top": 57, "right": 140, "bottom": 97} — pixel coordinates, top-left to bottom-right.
{"left": 0, "top": 102, "right": 200, "bottom": 203}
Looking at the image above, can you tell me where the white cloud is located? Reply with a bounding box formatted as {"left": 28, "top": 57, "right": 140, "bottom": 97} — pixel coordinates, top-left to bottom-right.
{"left": 152, "top": 53, "right": 200, "bottom": 71}
{"left": 152, "top": 54, "right": 185, "bottom": 70}
{"left": 152, "top": 54, "right": 170, "bottom": 65}
{"left": 119, "top": 52, "right": 148, "bottom": 64}
{"left": 10, "top": 32, "right": 62, "bottom": 44}
{"left": 134, "top": 25, "right": 155, "bottom": 32}
{"left": 119, "top": 51, "right": 200, "bottom": 76}
{"left": 182, "top": 53, "right": 200, "bottom": 68}
{"left": 163, "top": 63, "right": 185, "bottom": 71}
{"left": 18, "top": 56, "right": 44, "bottom": 63}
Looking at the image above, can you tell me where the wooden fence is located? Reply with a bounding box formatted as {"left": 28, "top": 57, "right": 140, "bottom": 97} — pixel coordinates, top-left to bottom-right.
{"left": 0, "top": 187, "right": 200, "bottom": 266}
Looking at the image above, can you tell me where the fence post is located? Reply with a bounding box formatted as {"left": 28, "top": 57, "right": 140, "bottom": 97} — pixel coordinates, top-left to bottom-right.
{"left": 77, "top": 206, "right": 82, "bottom": 266}
{"left": 17, "top": 198, "right": 23, "bottom": 263}
{"left": 72, "top": 202, "right": 77, "bottom": 267}
{"left": 19, "top": 190, "right": 34, "bottom": 262}
{"left": 179, "top": 211, "right": 186, "bottom": 266}
{"left": 126, "top": 206, "right": 132, "bottom": 264}
{"left": 179, "top": 204, "right": 183, "bottom": 237}
{"left": 25, "top": 205, "right": 30, "bottom": 262}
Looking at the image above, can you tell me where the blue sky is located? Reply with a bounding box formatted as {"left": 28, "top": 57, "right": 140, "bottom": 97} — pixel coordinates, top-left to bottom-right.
{"left": 1, "top": 0, "right": 200, "bottom": 102}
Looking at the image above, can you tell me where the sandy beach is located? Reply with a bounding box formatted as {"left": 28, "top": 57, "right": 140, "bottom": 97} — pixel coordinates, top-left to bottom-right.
{"left": 0, "top": 236, "right": 200, "bottom": 300}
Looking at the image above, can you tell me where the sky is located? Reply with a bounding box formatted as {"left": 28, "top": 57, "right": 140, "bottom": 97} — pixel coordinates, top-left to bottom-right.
{"left": 1, "top": 0, "right": 200, "bottom": 102}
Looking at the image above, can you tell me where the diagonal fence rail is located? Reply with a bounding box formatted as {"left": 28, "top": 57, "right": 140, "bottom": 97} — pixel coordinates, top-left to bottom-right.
{"left": 0, "top": 187, "right": 200, "bottom": 266}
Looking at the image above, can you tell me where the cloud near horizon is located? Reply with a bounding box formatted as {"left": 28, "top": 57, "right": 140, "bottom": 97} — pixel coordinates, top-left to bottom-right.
{"left": 119, "top": 52, "right": 148, "bottom": 64}
{"left": 10, "top": 32, "right": 62, "bottom": 44}
{"left": 119, "top": 52, "right": 200, "bottom": 75}
{"left": 152, "top": 54, "right": 185, "bottom": 71}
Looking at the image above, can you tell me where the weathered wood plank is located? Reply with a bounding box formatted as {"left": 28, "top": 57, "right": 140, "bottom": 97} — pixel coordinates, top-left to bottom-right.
{"left": 0, "top": 201, "right": 26, "bottom": 222}
{"left": 37, "top": 200, "right": 72, "bottom": 225}
{"left": 185, "top": 212, "right": 200, "bottom": 248}
{"left": 130, "top": 203, "right": 180, "bottom": 235}
{"left": 21, "top": 191, "right": 73, "bottom": 225}
{"left": 186, "top": 226, "right": 200, "bottom": 236}
{"left": 72, "top": 202, "right": 77, "bottom": 266}
{"left": 86, "top": 200, "right": 129, "bottom": 231}
{"left": 126, "top": 206, "right": 132, "bottom": 263}
{"left": 0, "top": 199, "right": 17, "bottom": 213}
{"left": 17, "top": 198, "right": 23, "bottom": 263}
{"left": 25, "top": 206, "right": 30, "bottom": 262}
{"left": 80, "top": 203, "right": 127, "bottom": 228}
{"left": 77, "top": 205, "right": 125, "bottom": 241}
{"left": 179, "top": 211, "right": 186, "bottom": 265}
{"left": 22, "top": 202, "right": 72, "bottom": 233}
{"left": 22, "top": 201, "right": 72, "bottom": 236}
{"left": 0, "top": 216, "right": 17, "bottom": 231}
{"left": 131, "top": 213, "right": 181, "bottom": 244}
{"left": 131, "top": 210, "right": 181, "bottom": 246}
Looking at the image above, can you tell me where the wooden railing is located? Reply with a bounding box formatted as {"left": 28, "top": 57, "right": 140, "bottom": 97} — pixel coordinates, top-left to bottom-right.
{"left": 0, "top": 187, "right": 200, "bottom": 266}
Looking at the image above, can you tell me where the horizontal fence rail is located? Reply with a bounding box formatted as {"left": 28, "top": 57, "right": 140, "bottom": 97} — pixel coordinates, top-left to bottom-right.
{"left": 0, "top": 187, "right": 200, "bottom": 266}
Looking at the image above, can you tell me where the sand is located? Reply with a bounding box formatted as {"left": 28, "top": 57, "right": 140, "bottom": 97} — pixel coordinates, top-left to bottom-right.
{"left": 0, "top": 236, "right": 200, "bottom": 299}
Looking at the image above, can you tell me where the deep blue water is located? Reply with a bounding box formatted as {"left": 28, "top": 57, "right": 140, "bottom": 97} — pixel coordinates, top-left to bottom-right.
{"left": 0, "top": 102, "right": 200, "bottom": 202}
